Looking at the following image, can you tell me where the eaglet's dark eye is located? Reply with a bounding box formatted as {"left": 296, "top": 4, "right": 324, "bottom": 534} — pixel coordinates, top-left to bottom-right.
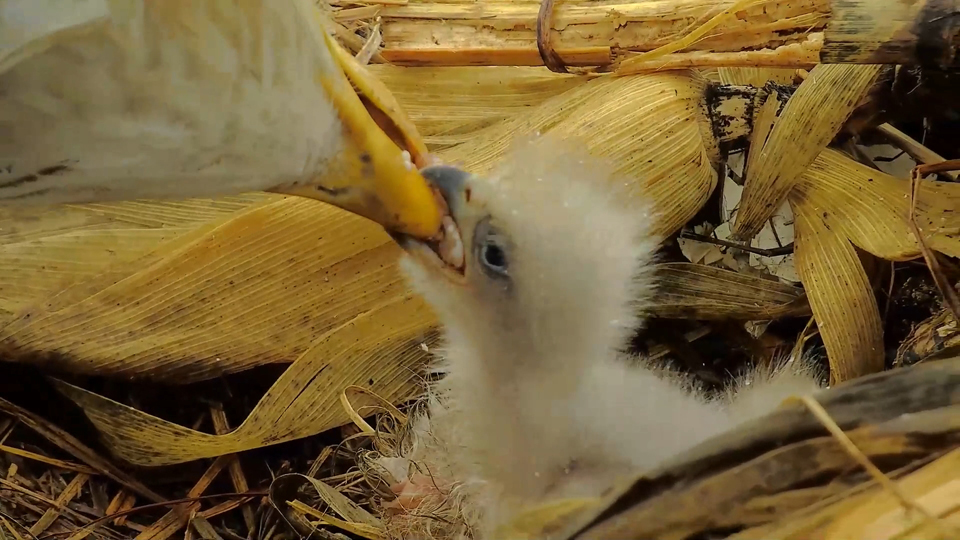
{"left": 481, "top": 242, "right": 507, "bottom": 273}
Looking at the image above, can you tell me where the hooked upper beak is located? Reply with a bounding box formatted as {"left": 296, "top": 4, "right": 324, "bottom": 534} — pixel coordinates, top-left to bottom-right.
{"left": 390, "top": 164, "right": 472, "bottom": 274}
{"left": 419, "top": 165, "right": 473, "bottom": 217}
{"left": 269, "top": 29, "right": 444, "bottom": 241}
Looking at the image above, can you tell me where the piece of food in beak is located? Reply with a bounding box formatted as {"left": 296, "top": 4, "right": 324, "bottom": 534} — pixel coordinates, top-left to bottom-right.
{"left": 0, "top": 0, "right": 443, "bottom": 240}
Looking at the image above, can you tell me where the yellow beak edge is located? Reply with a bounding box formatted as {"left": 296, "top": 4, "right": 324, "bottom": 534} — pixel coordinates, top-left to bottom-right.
{"left": 269, "top": 26, "right": 444, "bottom": 241}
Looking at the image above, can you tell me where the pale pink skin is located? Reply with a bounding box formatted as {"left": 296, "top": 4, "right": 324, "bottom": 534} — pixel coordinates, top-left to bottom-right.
{"left": 386, "top": 473, "right": 448, "bottom": 510}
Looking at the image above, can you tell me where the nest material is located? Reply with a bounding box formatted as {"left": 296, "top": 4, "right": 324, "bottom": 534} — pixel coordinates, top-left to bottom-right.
{"left": 1, "top": 1, "right": 959, "bottom": 539}
{"left": 371, "top": 354, "right": 960, "bottom": 540}
{"left": 545, "top": 353, "right": 960, "bottom": 540}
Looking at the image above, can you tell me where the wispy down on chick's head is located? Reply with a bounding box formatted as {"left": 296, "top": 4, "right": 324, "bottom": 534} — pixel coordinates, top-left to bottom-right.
{"left": 394, "top": 135, "right": 661, "bottom": 374}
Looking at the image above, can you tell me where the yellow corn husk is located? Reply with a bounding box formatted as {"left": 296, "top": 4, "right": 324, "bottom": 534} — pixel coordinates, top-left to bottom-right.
{"left": 0, "top": 195, "right": 266, "bottom": 325}
{"left": 369, "top": 65, "right": 584, "bottom": 146}
{"left": 795, "top": 149, "right": 920, "bottom": 261}
{"left": 271, "top": 474, "right": 384, "bottom": 538}
{"left": 51, "top": 288, "right": 436, "bottom": 466}
{"left": 438, "top": 71, "right": 718, "bottom": 238}
{"left": 495, "top": 498, "right": 600, "bottom": 540}
{"left": 732, "top": 448, "right": 960, "bottom": 540}
{"left": 717, "top": 67, "right": 799, "bottom": 86}
{"left": 742, "top": 86, "right": 787, "bottom": 189}
{"left": 733, "top": 64, "right": 883, "bottom": 240}
{"left": 791, "top": 195, "right": 884, "bottom": 383}
{"left": 916, "top": 179, "right": 960, "bottom": 258}
{"left": 0, "top": 197, "right": 426, "bottom": 382}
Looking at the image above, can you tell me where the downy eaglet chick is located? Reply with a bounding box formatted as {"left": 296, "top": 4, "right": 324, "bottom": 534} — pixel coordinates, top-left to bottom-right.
{"left": 391, "top": 135, "right": 822, "bottom": 538}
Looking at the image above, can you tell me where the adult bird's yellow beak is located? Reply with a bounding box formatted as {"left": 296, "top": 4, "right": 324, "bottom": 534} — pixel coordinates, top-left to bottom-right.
{"left": 268, "top": 26, "right": 444, "bottom": 240}
{"left": 0, "top": 0, "right": 445, "bottom": 241}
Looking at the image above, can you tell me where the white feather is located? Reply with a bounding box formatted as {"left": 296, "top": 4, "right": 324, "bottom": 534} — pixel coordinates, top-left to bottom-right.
{"left": 0, "top": 0, "right": 343, "bottom": 204}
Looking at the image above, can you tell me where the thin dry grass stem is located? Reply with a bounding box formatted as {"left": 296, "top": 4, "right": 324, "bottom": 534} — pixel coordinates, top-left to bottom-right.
{"left": 878, "top": 124, "right": 958, "bottom": 180}
{"left": 0, "top": 420, "right": 15, "bottom": 445}
{"left": 790, "top": 395, "right": 960, "bottom": 540}
{"left": 334, "top": 5, "right": 381, "bottom": 22}
{"left": 616, "top": 0, "right": 761, "bottom": 69}
{"left": 789, "top": 316, "right": 818, "bottom": 364}
{"left": 0, "top": 398, "right": 163, "bottom": 503}
{"left": 134, "top": 455, "right": 231, "bottom": 540}
{"left": 307, "top": 447, "right": 335, "bottom": 478}
{"left": 63, "top": 492, "right": 267, "bottom": 540}
{"left": 0, "top": 445, "right": 99, "bottom": 476}
{"left": 196, "top": 499, "right": 248, "bottom": 520}
{"left": 340, "top": 386, "right": 408, "bottom": 436}
{"left": 0, "top": 477, "right": 69, "bottom": 512}
{"left": 29, "top": 473, "right": 89, "bottom": 536}
{"left": 0, "top": 517, "right": 28, "bottom": 540}
{"left": 909, "top": 167, "right": 960, "bottom": 324}
{"left": 322, "top": 470, "right": 365, "bottom": 485}
{"left": 209, "top": 406, "right": 256, "bottom": 536}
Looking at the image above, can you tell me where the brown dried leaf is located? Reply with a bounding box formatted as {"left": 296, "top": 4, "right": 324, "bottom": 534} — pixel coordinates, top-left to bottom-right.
{"left": 51, "top": 291, "right": 437, "bottom": 465}
{"left": 651, "top": 263, "right": 808, "bottom": 320}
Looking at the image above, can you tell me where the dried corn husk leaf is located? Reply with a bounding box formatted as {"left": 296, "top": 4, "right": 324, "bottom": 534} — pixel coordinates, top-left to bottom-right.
{"left": 717, "top": 67, "right": 798, "bottom": 86}
{"left": 270, "top": 473, "right": 383, "bottom": 539}
{"left": 52, "top": 290, "right": 437, "bottom": 466}
{"left": 791, "top": 196, "right": 884, "bottom": 383}
{"left": 733, "top": 449, "right": 960, "bottom": 540}
{"left": 0, "top": 195, "right": 266, "bottom": 325}
{"left": 916, "top": 179, "right": 960, "bottom": 258}
{"left": 742, "top": 86, "right": 788, "bottom": 192}
{"left": 792, "top": 149, "right": 960, "bottom": 260}
{"left": 370, "top": 65, "right": 584, "bottom": 148}
{"left": 733, "top": 64, "right": 883, "bottom": 240}
{"left": 440, "top": 71, "right": 717, "bottom": 238}
{"left": 794, "top": 149, "right": 920, "bottom": 261}
{"left": 495, "top": 498, "right": 599, "bottom": 540}
{"left": 651, "top": 263, "right": 808, "bottom": 320}
{"left": 0, "top": 196, "right": 428, "bottom": 382}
